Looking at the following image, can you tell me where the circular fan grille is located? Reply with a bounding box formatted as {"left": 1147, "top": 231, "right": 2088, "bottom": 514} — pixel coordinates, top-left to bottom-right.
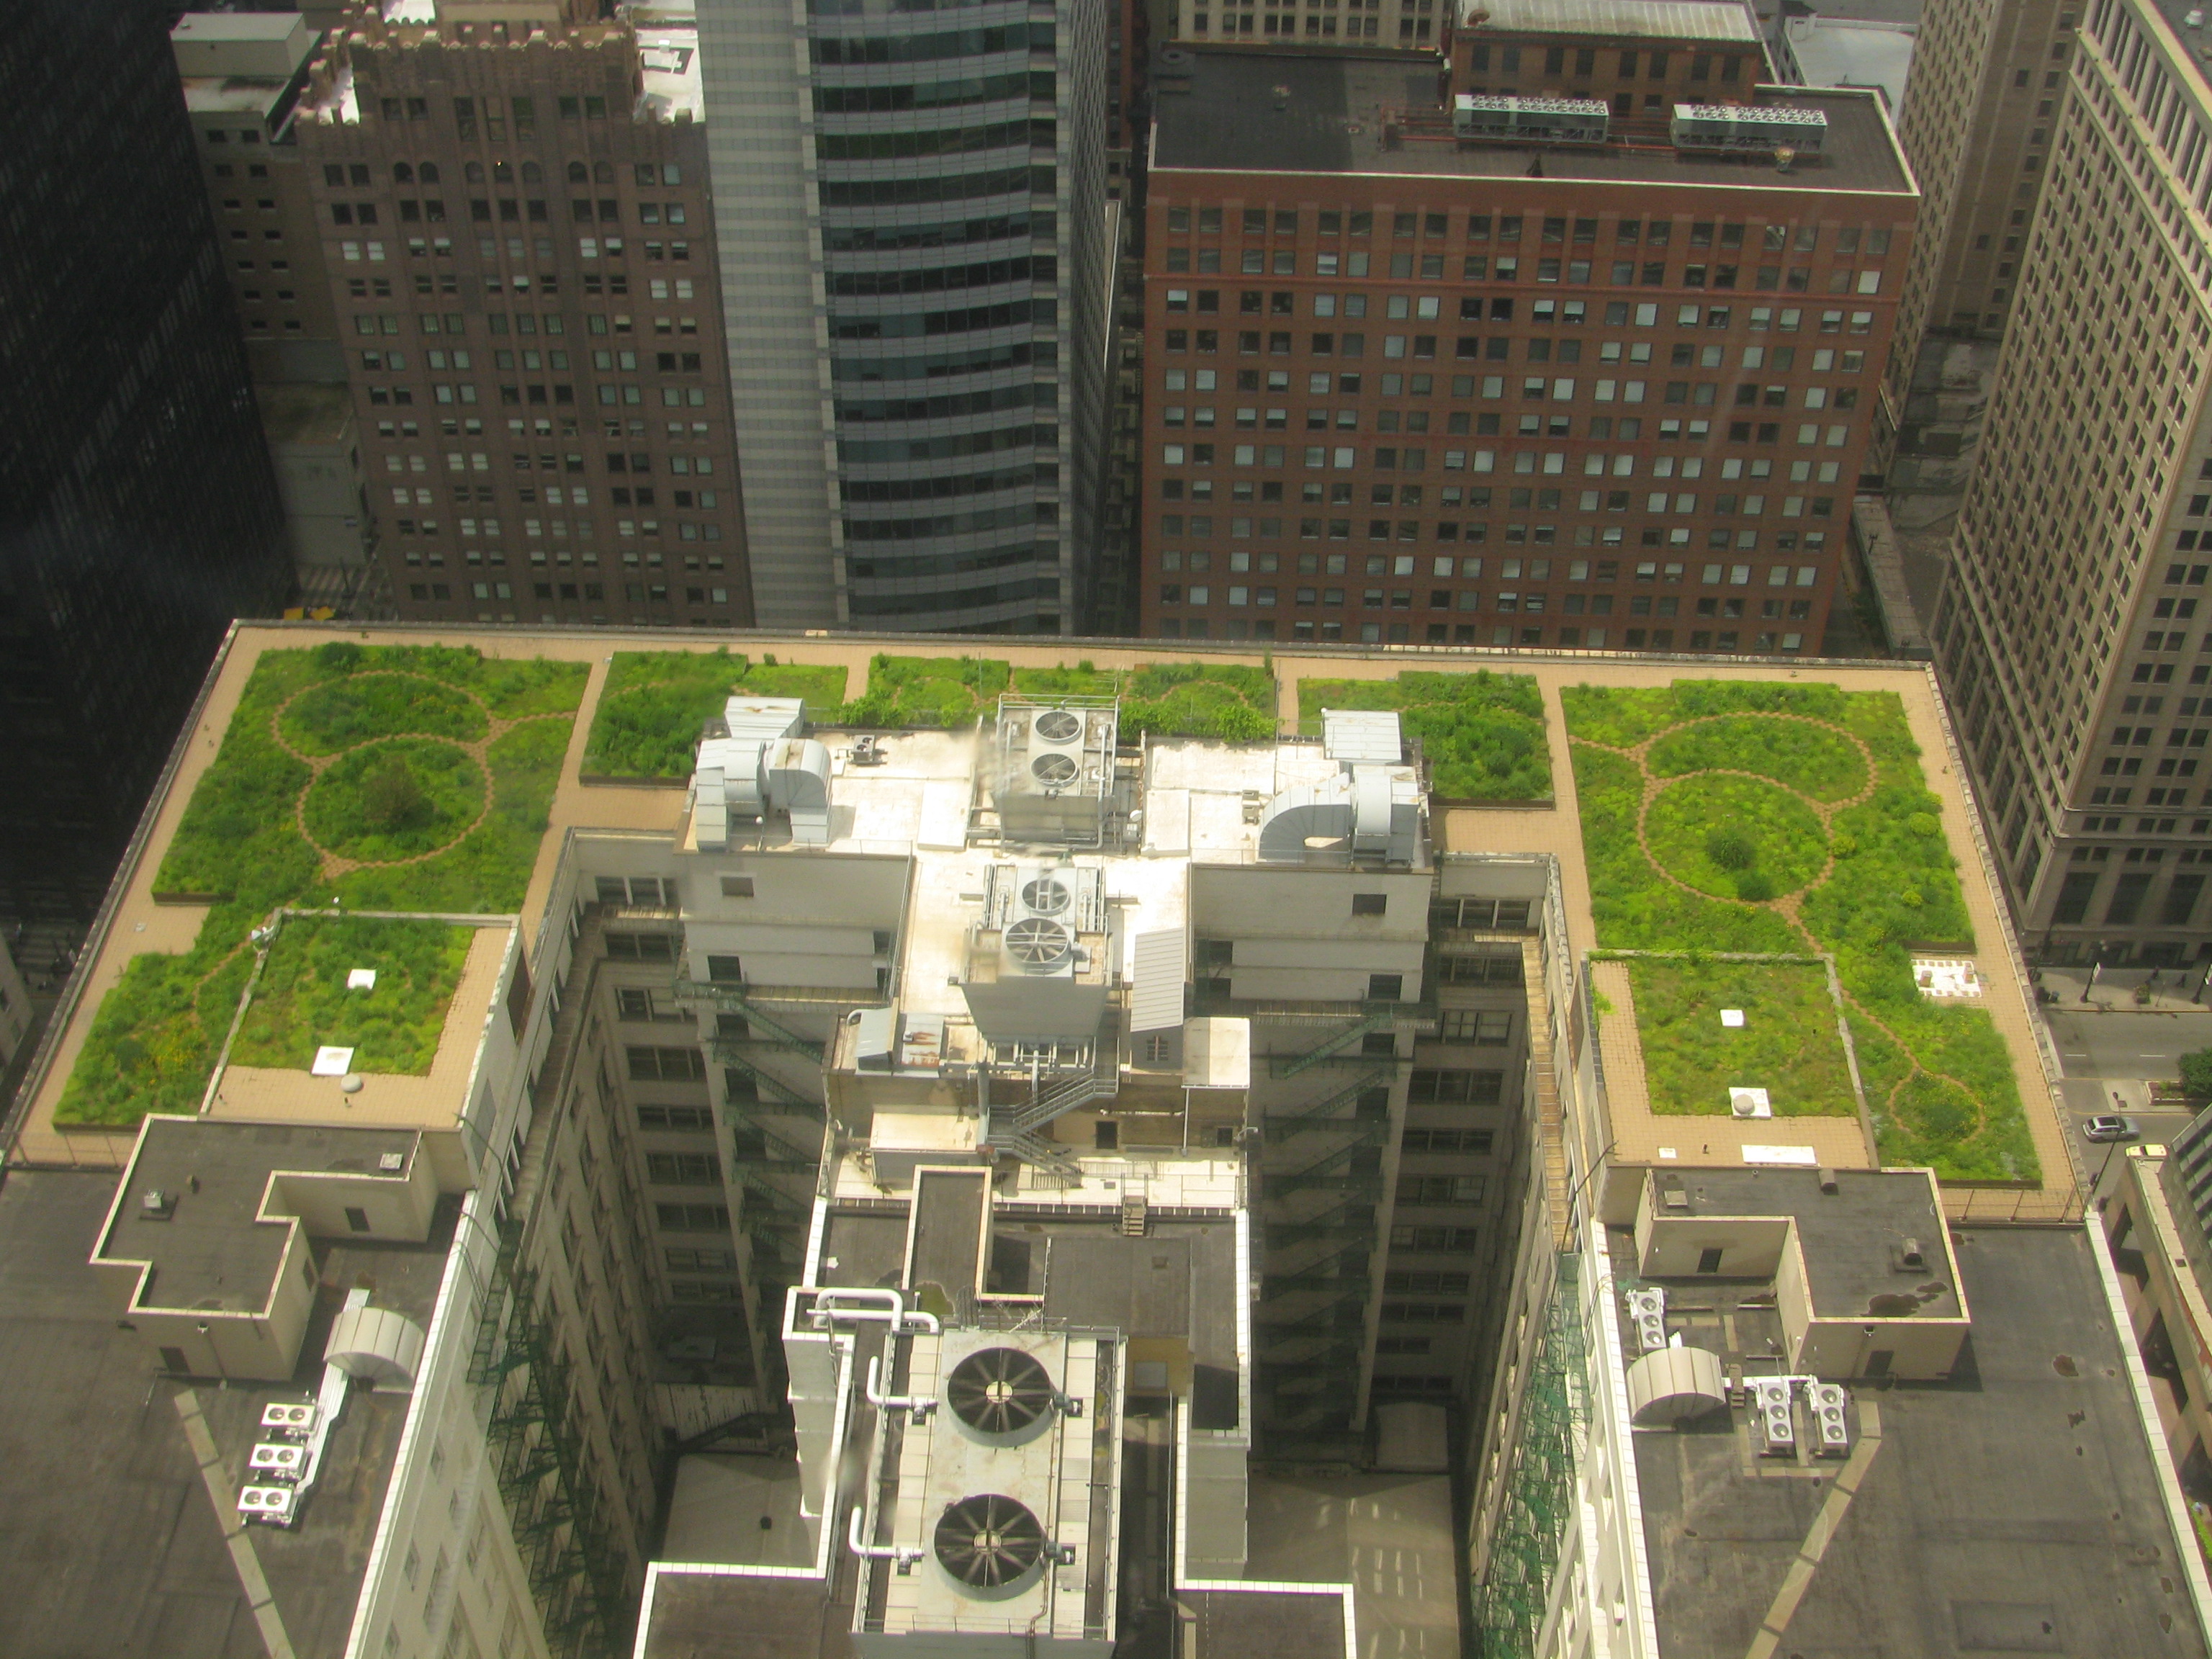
{"left": 1020, "top": 876, "right": 1071, "bottom": 915}
{"left": 946, "top": 1346, "right": 1057, "bottom": 1435}
{"left": 934, "top": 1493, "right": 1046, "bottom": 1590}
{"left": 1033, "top": 709, "right": 1084, "bottom": 743}
{"left": 1003, "top": 917, "right": 1071, "bottom": 968}
{"left": 1030, "top": 752, "right": 1079, "bottom": 786}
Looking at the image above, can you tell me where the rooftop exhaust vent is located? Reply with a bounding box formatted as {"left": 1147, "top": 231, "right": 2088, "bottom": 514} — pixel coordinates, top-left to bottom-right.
{"left": 946, "top": 1346, "right": 1058, "bottom": 1442}
{"left": 934, "top": 1493, "right": 1047, "bottom": 1595}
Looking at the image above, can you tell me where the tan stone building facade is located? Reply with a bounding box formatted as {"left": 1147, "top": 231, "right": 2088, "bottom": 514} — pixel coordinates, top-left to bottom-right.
{"left": 1936, "top": 0, "right": 2212, "bottom": 961}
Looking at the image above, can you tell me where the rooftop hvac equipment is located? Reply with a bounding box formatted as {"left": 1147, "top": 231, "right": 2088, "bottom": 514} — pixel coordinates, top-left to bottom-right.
{"left": 993, "top": 699, "right": 1118, "bottom": 848}
{"left": 1625, "top": 1344, "right": 1727, "bottom": 1426}
{"left": 259, "top": 1401, "right": 316, "bottom": 1436}
{"left": 946, "top": 1346, "right": 1064, "bottom": 1446}
{"left": 1454, "top": 93, "right": 1609, "bottom": 145}
{"left": 1670, "top": 103, "right": 1827, "bottom": 155}
{"left": 1626, "top": 1287, "right": 1668, "bottom": 1354}
{"left": 248, "top": 1442, "right": 307, "bottom": 1478}
{"left": 324, "top": 1303, "right": 426, "bottom": 1389}
{"left": 238, "top": 1485, "right": 299, "bottom": 1522}
{"left": 934, "top": 1493, "right": 1049, "bottom": 1599}
{"left": 692, "top": 696, "right": 833, "bottom": 849}
{"left": 1807, "top": 1381, "right": 1851, "bottom": 1455}
{"left": 1750, "top": 1377, "right": 1797, "bottom": 1455}
{"left": 961, "top": 863, "right": 1111, "bottom": 1043}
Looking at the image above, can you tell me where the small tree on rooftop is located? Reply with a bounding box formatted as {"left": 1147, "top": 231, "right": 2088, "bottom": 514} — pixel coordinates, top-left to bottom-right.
{"left": 361, "top": 755, "right": 431, "bottom": 834}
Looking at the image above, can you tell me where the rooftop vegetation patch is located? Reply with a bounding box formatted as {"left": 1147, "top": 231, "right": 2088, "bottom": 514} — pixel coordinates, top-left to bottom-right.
{"left": 56, "top": 642, "right": 585, "bottom": 1128}
{"left": 580, "top": 649, "right": 850, "bottom": 781}
{"left": 1624, "top": 957, "right": 1858, "bottom": 1118}
{"left": 840, "top": 655, "right": 1011, "bottom": 729}
{"left": 1297, "top": 669, "right": 1551, "bottom": 801}
{"left": 231, "top": 915, "right": 474, "bottom": 1076}
{"left": 1563, "top": 679, "right": 2036, "bottom": 1184}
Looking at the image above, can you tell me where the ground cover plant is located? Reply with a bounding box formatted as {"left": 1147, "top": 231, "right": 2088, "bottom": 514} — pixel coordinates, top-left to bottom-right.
{"left": 56, "top": 642, "right": 585, "bottom": 1128}
{"left": 1623, "top": 957, "right": 1857, "bottom": 1118}
{"left": 1297, "top": 670, "right": 1551, "bottom": 800}
{"left": 230, "top": 914, "right": 473, "bottom": 1075}
{"left": 1562, "top": 679, "right": 2036, "bottom": 1181}
{"left": 839, "top": 655, "right": 1011, "bottom": 728}
{"left": 580, "top": 649, "right": 850, "bottom": 780}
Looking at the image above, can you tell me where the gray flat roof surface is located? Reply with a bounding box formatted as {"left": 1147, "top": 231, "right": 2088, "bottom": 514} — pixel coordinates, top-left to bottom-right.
{"left": 1655, "top": 1166, "right": 1960, "bottom": 1318}
{"left": 1635, "top": 1226, "right": 2204, "bottom": 1659}
{"left": 1460, "top": 0, "right": 1763, "bottom": 40}
{"left": 639, "top": 1570, "right": 858, "bottom": 1659}
{"left": 0, "top": 1171, "right": 439, "bottom": 1659}
{"left": 1152, "top": 53, "right": 1909, "bottom": 194}
{"left": 98, "top": 1118, "right": 420, "bottom": 1311}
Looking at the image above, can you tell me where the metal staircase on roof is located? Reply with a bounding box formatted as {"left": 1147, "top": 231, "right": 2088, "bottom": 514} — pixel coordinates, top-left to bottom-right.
{"left": 711, "top": 1042, "right": 825, "bottom": 1122}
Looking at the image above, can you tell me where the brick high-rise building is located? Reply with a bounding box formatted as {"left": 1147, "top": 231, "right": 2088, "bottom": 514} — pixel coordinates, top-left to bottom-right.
{"left": 292, "top": 1, "right": 755, "bottom": 628}
{"left": 1139, "top": 17, "right": 1915, "bottom": 649}
{"left": 1933, "top": 0, "right": 2212, "bottom": 964}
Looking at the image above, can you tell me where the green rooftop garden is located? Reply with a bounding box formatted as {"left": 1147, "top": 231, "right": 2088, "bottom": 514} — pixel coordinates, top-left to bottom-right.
{"left": 1298, "top": 670, "right": 1552, "bottom": 801}
{"left": 841, "top": 655, "right": 1012, "bottom": 728}
{"left": 56, "top": 642, "right": 585, "bottom": 1128}
{"left": 230, "top": 914, "right": 475, "bottom": 1076}
{"left": 1563, "top": 679, "right": 2037, "bottom": 1182}
{"left": 580, "top": 649, "right": 851, "bottom": 781}
{"left": 1621, "top": 956, "right": 1858, "bottom": 1118}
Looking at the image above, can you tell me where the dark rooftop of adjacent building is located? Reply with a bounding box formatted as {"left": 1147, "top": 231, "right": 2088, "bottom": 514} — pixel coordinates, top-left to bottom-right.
{"left": 95, "top": 1118, "right": 421, "bottom": 1311}
{"left": 1151, "top": 51, "right": 1910, "bottom": 194}
{"left": 1650, "top": 1164, "right": 1961, "bottom": 1319}
{"left": 1632, "top": 1226, "right": 2204, "bottom": 1659}
{"left": 0, "top": 1170, "right": 451, "bottom": 1659}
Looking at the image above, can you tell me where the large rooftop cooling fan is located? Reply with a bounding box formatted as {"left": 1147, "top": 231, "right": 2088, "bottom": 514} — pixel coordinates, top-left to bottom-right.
{"left": 946, "top": 1346, "right": 1058, "bottom": 1437}
{"left": 1002, "top": 917, "right": 1072, "bottom": 970}
{"left": 933, "top": 1493, "right": 1047, "bottom": 1591}
{"left": 1032, "top": 709, "right": 1084, "bottom": 743}
{"left": 1019, "top": 876, "right": 1071, "bottom": 914}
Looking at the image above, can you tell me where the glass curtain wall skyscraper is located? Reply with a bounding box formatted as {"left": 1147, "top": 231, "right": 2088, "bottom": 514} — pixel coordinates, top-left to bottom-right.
{"left": 697, "top": 0, "right": 1107, "bottom": 634}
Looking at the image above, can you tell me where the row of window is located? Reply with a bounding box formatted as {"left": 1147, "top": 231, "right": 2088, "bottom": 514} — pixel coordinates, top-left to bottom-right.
{"left": 336, "top": 236, "right": 691, "bottom": 264}
{"left": 1161, "top": 208, "right": 1892, "bottom": 257}
{"left": 1157, "top": 584, "right": 1814, "bottom": 621}
{"left": 1166, "top": 345, "right": 1867, "bottom": 391}
{"left": 1154, "top": 618, "right": 1806, "bottom": 652}
{"left": 1160, "top": 311, "right": 1879, "bottom": 352}
{"left": 1162, "top": 252, "right": 1884, "bottom": 292}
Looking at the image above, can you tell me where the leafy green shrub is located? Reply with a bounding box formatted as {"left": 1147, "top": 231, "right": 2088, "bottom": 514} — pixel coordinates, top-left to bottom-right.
{"left": 1707, "top": 829, "right": 1755, "bottom": 871}
{"left": 232, "top": 915, "right": 472, "bottom": 1075}
{"left": 2182, "top": 1048, "right": 2212, "bottom": 1098}
{"left": 1298, "top": 670, "right": 1551, "bottom": 800}
{"left": 1735, "top": 870, "right": 1776, "bottom": 903}
{"left": 840, "top": 655, "right": 1011, "bottom": 728}
{"left": 582, "top": 649, "right": 849, "bottom": 779}
{"left": 305, "top": 739, "right": 485, "bottom": 862}
{"left": 1010, "top": 664, "right": 1121, "bottom": 699}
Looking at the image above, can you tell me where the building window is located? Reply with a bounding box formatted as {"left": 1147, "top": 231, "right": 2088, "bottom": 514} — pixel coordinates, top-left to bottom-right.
{"left": 603, "top": 930, "right": 675, "bottom": 961}
{"left": 1395, "top": 1174, "right": 1488, "bottom": 1205}
{"left": 721, "top": 875, "right": 755, "bottom": 898}
{"left": 706, "top": 953, "right": 744, "bottom": 983}
{"left": 1352, "top": 892, "right": 1389, "bottom": 917}
{"left": 628, "top": 1045, "right": 706, "bottom": 1082}
{"left": 1408, "top": 1069, "right": 1504, "bottom": 1105}
{"left": 647, "top": 1151, "right": 721, "bottom": 1185}
{"left": 1400, "top": 1129, "right": 1493, "bottom": 1154}
{"left": 1367, "top": 973, "right": 1405, "bottom": 1001}
{"left": 638, "top": 1105, "right": 715, "bottom": 1131}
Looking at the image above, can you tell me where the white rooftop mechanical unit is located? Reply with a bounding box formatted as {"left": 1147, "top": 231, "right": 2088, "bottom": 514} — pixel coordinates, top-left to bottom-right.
{"left": 1670, "top": 103, "right": 1827, "bottom": 155}
{"left": 692, "top": 695, "right": 834, "bottom": 849}
{"left": 1750, "top": 1376, "right": 1797, "bottom": 1456}
{"left": 1625, "top": 1287, "right": 1668, "bottom": 1355}
{"left": 848, "top": 1326, "right": 1118, "bottom": 1654}
{"left": 993, "top": 698, "right": 1118, "bottom": 848}
{"left": 961, "top": 863, "right": 1112, "bottom": 1044}
{"left": 1454, "top": 93, "right": 1609, "bottom": 145}
{"left": 1256, "top": 709, "right": 1422, "bottom": 864}
{"left": 1807, "top": 1381, "right": 1852, "bottom": 1456}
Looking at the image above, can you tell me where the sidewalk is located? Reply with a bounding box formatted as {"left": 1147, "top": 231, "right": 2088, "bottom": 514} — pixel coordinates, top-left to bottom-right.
{"left": 2033, "top": 966, "right": 2212, "bottom": 1014}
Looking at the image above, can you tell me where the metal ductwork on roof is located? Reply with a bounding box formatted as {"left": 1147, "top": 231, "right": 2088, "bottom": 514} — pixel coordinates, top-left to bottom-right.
{"left": 692, "top": 697, "right": 833, "bottom": 848}
{"left": 323, "top": 1304, "right": 426, "bottom": 1390}
{"left": 1255, "top": 765, "right": 1419, "bottom": 863}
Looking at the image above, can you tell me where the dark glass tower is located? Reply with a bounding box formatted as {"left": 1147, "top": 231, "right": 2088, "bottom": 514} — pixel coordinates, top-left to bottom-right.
{"left": 0, "top": 1, "right": 290, "bottom": 924}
